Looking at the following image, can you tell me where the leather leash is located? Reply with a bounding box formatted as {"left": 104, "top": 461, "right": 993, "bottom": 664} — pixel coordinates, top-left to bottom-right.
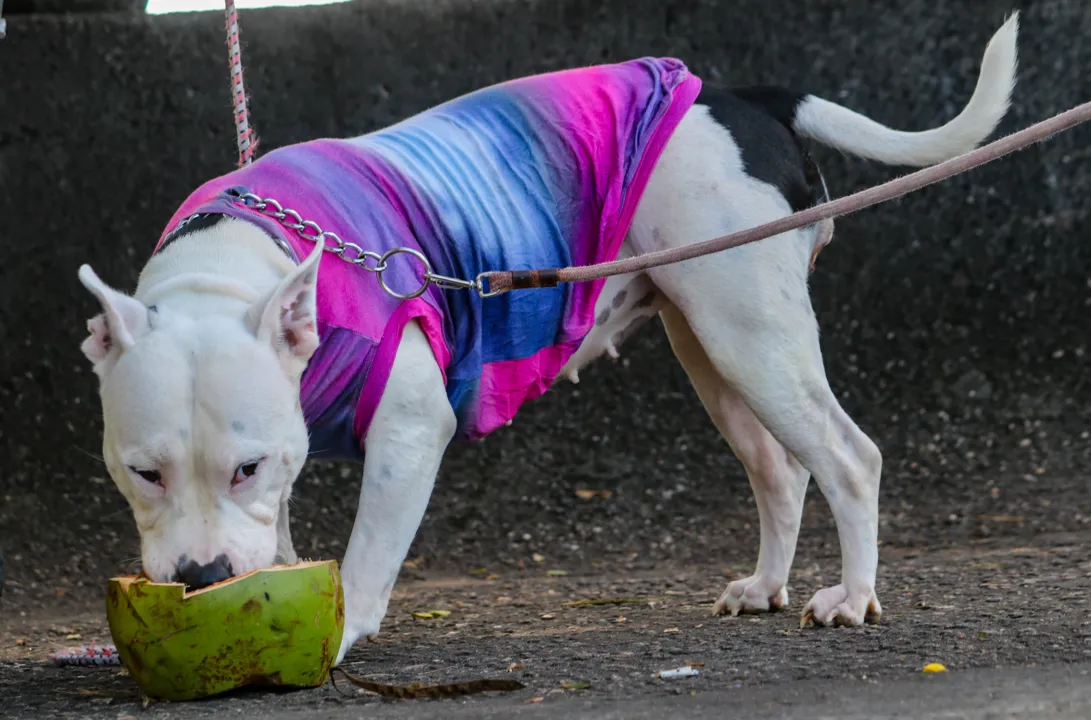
{"left": 478, "top": 98, "right": 1091, "bottom": 296}
{"left": 219, "top": 0, "right": 1091, "bottom": 300}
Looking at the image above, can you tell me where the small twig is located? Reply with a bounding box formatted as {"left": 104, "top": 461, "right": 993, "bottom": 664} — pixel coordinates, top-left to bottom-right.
{"left": 562, "top": 597, "right": 660, "bottom": 607}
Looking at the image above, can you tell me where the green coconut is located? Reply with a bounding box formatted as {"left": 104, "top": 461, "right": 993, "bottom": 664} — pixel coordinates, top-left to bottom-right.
{"left": 106, "top": 559, "right": 344, "bottom": 701}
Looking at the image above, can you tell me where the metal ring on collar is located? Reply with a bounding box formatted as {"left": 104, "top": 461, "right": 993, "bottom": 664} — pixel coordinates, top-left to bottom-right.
{"left": 378, "top": 247, "right": 433, "bottom": 300}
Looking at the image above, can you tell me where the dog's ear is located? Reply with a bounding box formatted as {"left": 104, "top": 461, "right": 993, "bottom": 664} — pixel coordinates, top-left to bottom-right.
{"left": 247, "top": 241, "right": 323, "bottom": 375}
{"left": 78, "top": 265, "right": 150, "bottom": 375}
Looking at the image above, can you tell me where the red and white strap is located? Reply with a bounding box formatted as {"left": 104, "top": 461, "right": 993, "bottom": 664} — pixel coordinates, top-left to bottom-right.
{"left": 225, "top": 0, "right": 256, "bottom": 167}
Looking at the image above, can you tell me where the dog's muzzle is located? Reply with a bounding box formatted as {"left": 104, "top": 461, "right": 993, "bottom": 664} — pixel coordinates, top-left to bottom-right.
{"left": 173, "top": 554, "right": 234, "bottom": 590}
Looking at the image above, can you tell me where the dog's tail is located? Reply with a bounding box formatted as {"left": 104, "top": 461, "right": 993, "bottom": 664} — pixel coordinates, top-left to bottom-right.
{"left": 740, "top": 13, "right": 1019, "bottom": 168}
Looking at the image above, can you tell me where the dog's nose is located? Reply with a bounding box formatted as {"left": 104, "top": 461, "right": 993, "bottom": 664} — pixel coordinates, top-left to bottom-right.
{"left": 174, "top": 554, "right": 234, "bottom": 590}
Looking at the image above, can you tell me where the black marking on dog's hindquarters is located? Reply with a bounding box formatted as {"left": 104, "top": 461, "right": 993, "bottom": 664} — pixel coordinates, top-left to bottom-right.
{"left": 633, "top": 290, "right": 658, "bottom": 310}
{"left": 730, "top": 86, "right": 806, "bottom": 130}
{"left": 735, "top": 86, "right": 830, "bottom": 209}
{"left": 612, "top": 315, "right": 653, "bottom": 349}
{"left": 697, "top": 86, "right": 821, "bottom": 213}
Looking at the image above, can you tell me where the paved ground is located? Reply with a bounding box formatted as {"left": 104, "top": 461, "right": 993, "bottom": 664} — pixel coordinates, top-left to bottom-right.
{"left": 3, "top": 518, "right": 1090, "bottom": 718}
{"left": 2, "top": 327, "right": 1089, "bottom": 718}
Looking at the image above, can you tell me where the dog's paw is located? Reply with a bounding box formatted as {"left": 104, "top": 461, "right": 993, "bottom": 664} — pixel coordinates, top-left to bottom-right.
{"left": 335, "top": 632, "right": 358, "bottom": 667}
{"left": 712, "top": 575, "right": 789, "bottom": 616}
{"left": 800, "top": 584, "right": 881, "bottom": 628}
{"left": 335, "top": 622, "right": 382, "bottom": 666}
{"left": 334, "top": 609, "right": 384, "bottom": 666}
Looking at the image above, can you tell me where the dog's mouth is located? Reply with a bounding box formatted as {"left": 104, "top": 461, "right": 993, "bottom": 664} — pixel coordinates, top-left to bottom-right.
{"left": 128, "top": 561, "right": 319, "bottom": 597}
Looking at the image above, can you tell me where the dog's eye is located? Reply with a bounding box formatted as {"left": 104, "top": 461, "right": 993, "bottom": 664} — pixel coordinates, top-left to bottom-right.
{"left": 129, "top": 467, "right": 162, "bottom": 485}
{"left": 232, "top": 461, "right": 260, "bottom": 487}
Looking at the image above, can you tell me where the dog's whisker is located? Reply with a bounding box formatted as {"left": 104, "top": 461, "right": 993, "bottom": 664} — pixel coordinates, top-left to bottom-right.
{"left": 98, "top": 506, "right": 133, "bottom": 521}
{"left": 72, "top": 445, "right": 107, "bottom": 466}
{"left": 118, "top": 556, "right": 144, "bottom": 571}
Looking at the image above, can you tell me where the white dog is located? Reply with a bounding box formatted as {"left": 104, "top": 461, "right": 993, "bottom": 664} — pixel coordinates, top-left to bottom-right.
{"left": 78, "top": 16, "right": 1018, "bottom": 665}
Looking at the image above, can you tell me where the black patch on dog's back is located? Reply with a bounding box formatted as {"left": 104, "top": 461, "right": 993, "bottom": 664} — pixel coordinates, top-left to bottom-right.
{"left": 697, "top": 86, "right": 825, "bottom": 212}
{"left": 732, "top": 86, "right": 806, "bottom": 129}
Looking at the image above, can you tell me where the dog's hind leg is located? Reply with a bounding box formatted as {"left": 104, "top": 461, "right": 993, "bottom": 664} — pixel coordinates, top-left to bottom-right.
{"left": 632, "top": 107, "right": 882, "bottom": 627}
{"left": 653, "top": 234, "right": 882, "bottom": 626}
{"left": 662, "top": 261, "right": 882, "bottom": 627}
{"left": 660, "top": 304, "right": 810, "bottom": 615}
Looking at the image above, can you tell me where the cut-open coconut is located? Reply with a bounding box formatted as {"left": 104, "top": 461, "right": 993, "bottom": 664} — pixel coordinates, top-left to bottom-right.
{"left": 106, "top": 559, "right": 344, "bottom": 701}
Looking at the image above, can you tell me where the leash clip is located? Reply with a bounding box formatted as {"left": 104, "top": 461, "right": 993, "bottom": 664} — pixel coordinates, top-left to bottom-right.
{"left": 474, "top": 272, "right": 505, "bottom": 298}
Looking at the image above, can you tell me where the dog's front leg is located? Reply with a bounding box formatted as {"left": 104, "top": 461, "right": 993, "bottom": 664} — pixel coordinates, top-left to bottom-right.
{"left": 336, "top": 321, "right": 455, "bottom": 666}
{"left": 274, "top": 497, "right": 298, "bottom": 565}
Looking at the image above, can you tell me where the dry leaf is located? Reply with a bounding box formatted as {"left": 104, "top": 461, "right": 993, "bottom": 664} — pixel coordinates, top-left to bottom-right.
{"left": 15, "top": 638, "right": 26, "bottom": 646}
{"left": 412, "top": 610, "right": 452, "bottom": 620}
{"left": 562, "top": 681, "right": 591, "bottom": 690}
{"left": 76, "top": 689, "right": 138, "bottom": 698}
{"left": 64, "top": 634, "right": 82, "bottom": 640}
{"left": 616, "top": 616, "right": 627, "bottom": 623}
{"left": 468, "top": 568, "right": 489, "bottom": 575}
{"left": 540, "top": 614, "right": 555, "bottom": 620}
{"left": 546, "top": 570, "right": 569, "bottom": 577}
{"left": 532, "top": 553, "right": 545, "bottom": 563}
{"left": 663, "top": 627, "right": 680, "bottom": 633}
{"left": 527, "top": 697, "right": 545, "bottom": 704}
{"left": 575, "top": 489, "right": 613, "bottom": 500}
{"left": 507, "top": 663, "right": 524, "bottom": 672}
{"left": 331, "top": 668, "right": 524, "bottom": 699}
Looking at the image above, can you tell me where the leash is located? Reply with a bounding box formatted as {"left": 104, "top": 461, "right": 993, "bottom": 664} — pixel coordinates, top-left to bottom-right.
{"left": 482, "top": 98, "right": 1091, "bottom": 295}
{"left": 224, "top": 28, "right": 1091, "bottom": 298}
{"left": 219, "top": 0, "right": 1091, "bottom": 300}
{"left": 225, "top": 0, "right": 256, "bottom": 167}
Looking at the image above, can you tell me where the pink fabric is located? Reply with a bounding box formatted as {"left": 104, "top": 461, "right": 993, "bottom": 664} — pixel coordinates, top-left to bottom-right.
{"left": 154, "top": 58, "right": 701, "bottom": 459}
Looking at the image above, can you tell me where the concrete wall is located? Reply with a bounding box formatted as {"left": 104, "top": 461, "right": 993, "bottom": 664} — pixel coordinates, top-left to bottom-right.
{"left": 5, "top": 0, "right": 146, "bottom": 12}
{"left": 0, "top": 0, "right": 1088, "bottom": 581}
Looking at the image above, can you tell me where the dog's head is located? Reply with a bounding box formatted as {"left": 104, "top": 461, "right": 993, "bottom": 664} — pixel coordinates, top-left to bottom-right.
{"left": 77, "top": 239, "right": 324, "bottom": 588}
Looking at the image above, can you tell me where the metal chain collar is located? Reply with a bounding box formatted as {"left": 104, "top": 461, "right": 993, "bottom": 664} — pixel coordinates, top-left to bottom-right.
{"left": 234, "top": 192, "right": 497, "bottom": 300}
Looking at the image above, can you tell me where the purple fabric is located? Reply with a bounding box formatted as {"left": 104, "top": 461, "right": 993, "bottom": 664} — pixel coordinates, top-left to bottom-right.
{"left": 155, "top": 58, "right": 701, "bottom": 461}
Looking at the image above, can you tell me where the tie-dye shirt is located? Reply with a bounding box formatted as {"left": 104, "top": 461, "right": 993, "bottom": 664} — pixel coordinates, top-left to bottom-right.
{"left": 155, "top": 58, "right": 702, "bottom": 461}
